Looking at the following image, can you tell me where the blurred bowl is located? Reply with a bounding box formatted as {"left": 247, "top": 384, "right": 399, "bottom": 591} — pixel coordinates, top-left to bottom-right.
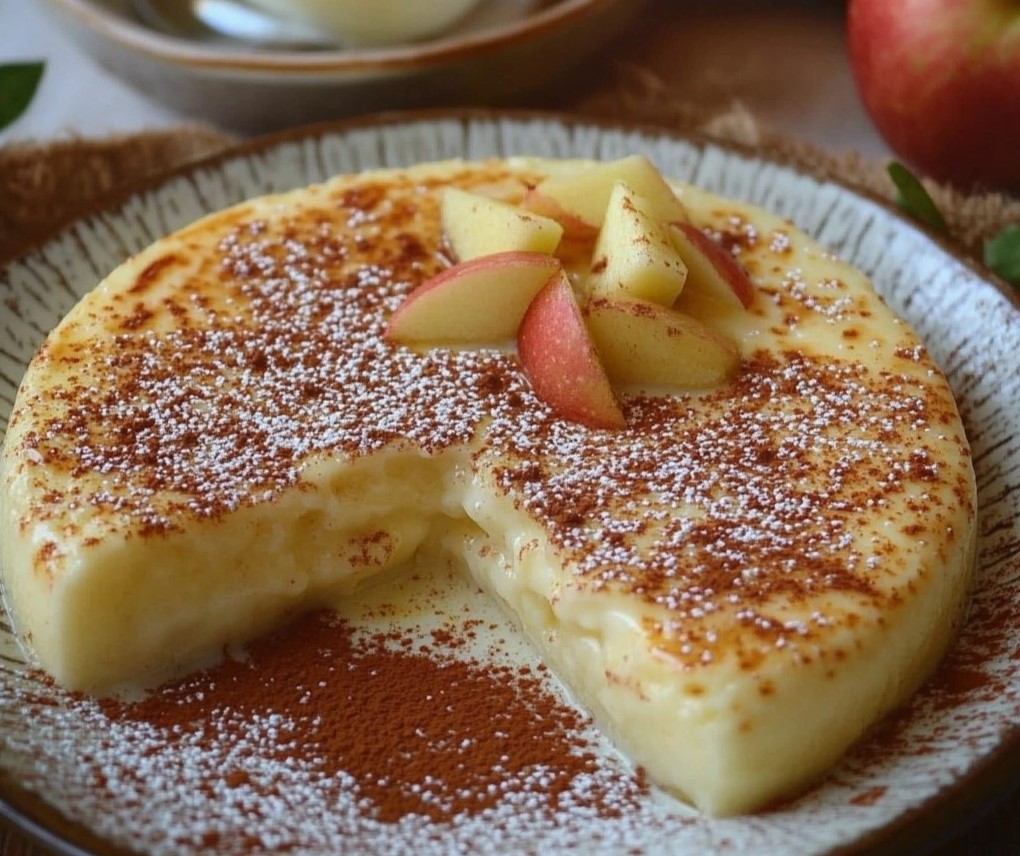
{"left": 42, "top": 0, "right": 643, "bottom": 133}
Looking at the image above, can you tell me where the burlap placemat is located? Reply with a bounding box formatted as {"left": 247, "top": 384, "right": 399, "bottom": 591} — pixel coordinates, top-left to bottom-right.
{"left": 0, "top": 125, "right": 233, "bottom": 262}
{"left": 0, "top": 829, "right": 39, "bottom": 856}
{"left": 0, "top": 95, "right": 1017, "bottom": 856}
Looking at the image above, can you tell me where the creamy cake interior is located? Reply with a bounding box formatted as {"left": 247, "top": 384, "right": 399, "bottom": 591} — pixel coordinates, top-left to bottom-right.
{"left": 0, "top": 158, "right": 976, "bottom": 816}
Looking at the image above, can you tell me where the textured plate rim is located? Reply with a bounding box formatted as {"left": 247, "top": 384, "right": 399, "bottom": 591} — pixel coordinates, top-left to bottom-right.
{"left": 0, "top": 108, "right": 1018, "bottom": 856}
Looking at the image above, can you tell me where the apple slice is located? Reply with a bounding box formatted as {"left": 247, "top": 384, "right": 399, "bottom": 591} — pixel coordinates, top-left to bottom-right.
{"left": 385, "top": 252, "right": 561, "bottom": 344}
{"left": 584, "top": 297, "right": 740, "bottom": 389}
{"left": 670, "top": 223, "right": 755, "bottom": 311}
{"left": 441, "top": 187, "right": 564, "bottom": 261}
{"left": 522, "top": 155, "right": 688, "bottom": 238}
{"left": 518, "top": 271, "right": 626, "bottom": 430}
{"left": 587, "top": 181, "right": 689, "bottom": 306}
{"left": 521, "top": 189, "right": 597, "bottom": 240}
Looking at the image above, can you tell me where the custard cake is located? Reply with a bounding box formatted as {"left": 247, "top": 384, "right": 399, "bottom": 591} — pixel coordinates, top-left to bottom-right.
{"left": 0, "top": 158, "right": 976, "bottom": 816}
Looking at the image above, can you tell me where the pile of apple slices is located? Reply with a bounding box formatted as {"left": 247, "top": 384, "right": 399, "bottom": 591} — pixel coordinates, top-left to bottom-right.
{"left": 385, "top": 156, "right": 754, "bottom": 429}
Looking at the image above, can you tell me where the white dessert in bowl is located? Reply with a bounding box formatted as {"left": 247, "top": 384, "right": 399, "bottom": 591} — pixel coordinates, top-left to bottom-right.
{"left": 0, "top": 156, "right": 976, "bottom": 816}
{"left": 246, "top": 0, "right": 481, "bottom": 45}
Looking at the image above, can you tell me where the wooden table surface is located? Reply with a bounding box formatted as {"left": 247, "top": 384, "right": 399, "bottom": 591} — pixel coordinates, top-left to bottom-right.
{"left": 1, "top": 1, "right": 1018, "bottom": 854}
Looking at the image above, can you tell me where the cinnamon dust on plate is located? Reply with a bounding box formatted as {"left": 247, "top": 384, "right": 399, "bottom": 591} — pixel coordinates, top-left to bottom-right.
{"left": 101, "top": 610, "right": 646, "bottom": 832}
{"left": 9, "top": 568, "right": 659, "bottom": 855}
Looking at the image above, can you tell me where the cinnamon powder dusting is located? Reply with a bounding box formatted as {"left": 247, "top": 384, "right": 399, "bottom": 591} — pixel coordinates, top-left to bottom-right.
{"left": 6, "top": 573, "right": 662, "bottom": 855}
{"left": 101, "top": 611, "right": 646, "bottom": 831}
{"left": 0, "top": 160, "right": 986, "bottom": 851}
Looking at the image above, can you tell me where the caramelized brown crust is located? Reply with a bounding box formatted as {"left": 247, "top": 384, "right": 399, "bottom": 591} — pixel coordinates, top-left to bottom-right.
{"left": 1, "top": 158, "right": 979, "bottom": 816}
{"left": 4, "top": 158, "right": 974, "bottom": 676}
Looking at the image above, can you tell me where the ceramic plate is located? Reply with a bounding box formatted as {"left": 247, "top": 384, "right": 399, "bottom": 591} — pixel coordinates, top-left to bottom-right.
{"left": 41, "top": 0, "right": 642, "bottom": 132}
{"left": 1, "top": 113, "right": 1019, "bottom": 855}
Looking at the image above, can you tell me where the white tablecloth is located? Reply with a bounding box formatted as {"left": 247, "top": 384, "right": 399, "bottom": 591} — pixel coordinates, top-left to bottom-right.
{"left": 0, "top": 0, "right": 185, "bottom": 144}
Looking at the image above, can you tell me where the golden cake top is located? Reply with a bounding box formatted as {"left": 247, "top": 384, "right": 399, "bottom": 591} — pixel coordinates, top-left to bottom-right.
{"left": 3, "top": 157, "right": 975, "bottom": 672}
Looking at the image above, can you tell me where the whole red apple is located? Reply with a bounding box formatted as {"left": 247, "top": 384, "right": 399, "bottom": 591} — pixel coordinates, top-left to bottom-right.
{"left": 847, "top": 0, "right": 1020, "bottom": 192}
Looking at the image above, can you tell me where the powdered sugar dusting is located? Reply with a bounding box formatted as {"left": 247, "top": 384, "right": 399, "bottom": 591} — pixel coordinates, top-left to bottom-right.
{"left": 486, "top": 345, "right": 970, "bottom": 665}
{"left": 19, "top": 172, "right": 537, "bottom": 537}
{"left": 0, "top": 150, "right": 983, "bottom": 852}
{"left": 11, "top": 163, "right": 971, "bottom": 659}
{"left": 1, "top": 566, "right": 687, "bottom": 855}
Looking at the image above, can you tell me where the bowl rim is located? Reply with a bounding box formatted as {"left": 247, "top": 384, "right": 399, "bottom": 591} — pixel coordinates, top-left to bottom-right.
{"left": 43, "top": 0, "right": 636, "bottom": 74}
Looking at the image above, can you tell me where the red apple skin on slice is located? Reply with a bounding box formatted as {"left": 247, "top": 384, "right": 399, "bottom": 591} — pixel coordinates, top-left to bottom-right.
{"left": 585, "top": 296, "right": 740, "bottom": 390}
{"left": 518, "top": 271, "right": 626, "bottom": 430}
{"left": 385, "top": 252, "right": 561, "bottom": 345}
{"left": 671, "top": 223, "right": 755, "bottom": 310}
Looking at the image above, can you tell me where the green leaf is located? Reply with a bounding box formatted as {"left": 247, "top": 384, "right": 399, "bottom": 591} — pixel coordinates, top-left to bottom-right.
{"left": 984, "top": 224, "right": 1020, "bottom": 288}
{"left": 0, "top": 61, "right": 45, "bottom": 132}
{"left": 887, "top": 161, "right": 948, "bottom": 234}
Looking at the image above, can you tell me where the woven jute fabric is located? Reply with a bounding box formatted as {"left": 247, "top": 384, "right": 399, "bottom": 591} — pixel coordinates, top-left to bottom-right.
{"left": 0, "top": 125, "right": 233, "bottom": 261}
{"left": 0, "top": 87, "right": 1018, "bottom": 856}
{"left": 0, "top": 831, "right": 38, "bottom": 856}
